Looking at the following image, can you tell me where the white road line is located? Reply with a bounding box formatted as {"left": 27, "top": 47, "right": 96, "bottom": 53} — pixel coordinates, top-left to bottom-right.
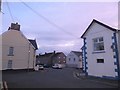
{"left": 73, "top": 71, "right": 81, "bottom": 80}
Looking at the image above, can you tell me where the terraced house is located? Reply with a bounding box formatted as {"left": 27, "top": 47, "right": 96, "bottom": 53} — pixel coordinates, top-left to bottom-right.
{"left": 1, "top": 23, "right": 38, "bottom": 70}
{"left": 36, "top": 51, "right": 66, "bottom": 67}
{"left": 81, "top": 19, "right": 120, "bottom": 80}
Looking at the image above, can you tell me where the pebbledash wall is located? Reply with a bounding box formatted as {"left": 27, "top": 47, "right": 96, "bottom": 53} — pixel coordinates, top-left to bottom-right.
{"left": 81, "top": 19, "right": 120, "bottom": 80}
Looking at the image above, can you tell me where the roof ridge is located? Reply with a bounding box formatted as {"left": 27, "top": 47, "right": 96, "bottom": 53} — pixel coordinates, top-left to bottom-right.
{"left": 81, "top": 19, "right": 117, "bottom": 38}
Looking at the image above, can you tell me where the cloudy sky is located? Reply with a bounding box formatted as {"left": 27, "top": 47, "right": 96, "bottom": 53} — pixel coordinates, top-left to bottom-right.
{"left": 1, "top": 0, "right": 119, "bottom": 55}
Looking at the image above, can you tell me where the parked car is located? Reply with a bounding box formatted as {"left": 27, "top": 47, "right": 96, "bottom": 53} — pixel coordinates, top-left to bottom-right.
{"left": 52, "top": 64, "right": 62, "bottom": 69}
{"left": 39, "top": 65, "right": 44, "bottom": 70}
{"left": 43, "top": 64, "right": 51, "bottom": 68}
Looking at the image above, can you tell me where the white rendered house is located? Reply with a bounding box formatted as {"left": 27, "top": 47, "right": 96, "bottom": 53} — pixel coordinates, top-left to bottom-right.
{"left": 66, "top": 51, "right": 82, "bottom": 68}
{"left": 81, "top": 19, "right": 120, "bottom": 80}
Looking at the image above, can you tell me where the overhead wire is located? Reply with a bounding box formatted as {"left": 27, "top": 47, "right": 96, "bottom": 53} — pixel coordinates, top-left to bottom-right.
{"left": 19, "top": 0, "right": 80, "bottom": 39}
{"left": 6, "top": 0, "right": 15, "bottom": 22}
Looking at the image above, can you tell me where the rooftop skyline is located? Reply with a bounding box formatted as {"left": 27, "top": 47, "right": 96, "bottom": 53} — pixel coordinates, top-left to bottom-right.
{"left": 1, "top": 1, "right": 118, "bottom": 55}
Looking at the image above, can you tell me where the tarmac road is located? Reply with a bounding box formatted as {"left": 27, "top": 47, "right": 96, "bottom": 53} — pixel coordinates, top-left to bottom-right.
{"left": 2, "top": 68, "right": 119, "bottom": 88}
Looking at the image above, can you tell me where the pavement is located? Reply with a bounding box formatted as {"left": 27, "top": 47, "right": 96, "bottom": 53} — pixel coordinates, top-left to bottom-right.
{"left": 73, "top": 68, "right": 119, "bottom": 87}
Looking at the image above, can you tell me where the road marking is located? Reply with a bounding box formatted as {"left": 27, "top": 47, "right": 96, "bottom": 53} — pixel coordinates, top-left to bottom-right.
{"left": 73, "top": 71, "right": 81, "bottom": 80}
{"left": 2, "top": 81, "right": 8, "bottom": 90}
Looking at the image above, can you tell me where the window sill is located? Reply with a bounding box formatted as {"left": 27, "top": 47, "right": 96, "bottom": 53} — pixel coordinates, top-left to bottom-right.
{"left": 92, "top": 51, "right": 105, "bottom": 54}
{"left": 8, "top": 54, "right": 14, "bottom": 56}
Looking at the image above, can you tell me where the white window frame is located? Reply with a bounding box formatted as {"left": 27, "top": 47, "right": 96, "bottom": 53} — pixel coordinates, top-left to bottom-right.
{"left": 93, "top": 37, "right": 104, "bottom": 52}
{"left": 7, "top": 60, "right": 13, "bottom": 69}
{"left": 8, "top": 47, "right": 14, "bottom": 56}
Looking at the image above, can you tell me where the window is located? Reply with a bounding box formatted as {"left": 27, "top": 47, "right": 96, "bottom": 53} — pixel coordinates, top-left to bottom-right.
{"left": 8, "top": 47, "right": 14, "bottom": 56}
{"left": 93, "top": 37, "right": 104, "bottom": 51}
{"left": 69, "top": 58, "right": 71, "bottom": 61}
{"left": 63, "top": 61, "right": 66, "bottom": 63}
{"left": 97, "top": 59, "right": 104, "bottom": 63}
{"left": 74, "top": 58, "right": 75, "bottom": 61}
{"left": 7, "top": 60, "right": 12, "bottom": 69}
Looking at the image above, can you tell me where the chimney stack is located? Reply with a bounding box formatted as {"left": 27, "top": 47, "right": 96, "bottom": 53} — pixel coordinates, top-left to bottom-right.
{"left": 10, "top": 22, "right": 20, "bottom": 31}
{"left": 53, "top": 51, "right": 55, "bottom": 54}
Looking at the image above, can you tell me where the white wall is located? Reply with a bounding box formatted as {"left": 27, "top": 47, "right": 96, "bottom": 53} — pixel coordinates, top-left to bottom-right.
{"left": 85, "top": 23, "right": 116, "bottom": 77}
{"left": 117, "top": 31, "right": 120, "bottom": 74}
{"left": 66, "top": 52, "right": 82, "bottom": 68}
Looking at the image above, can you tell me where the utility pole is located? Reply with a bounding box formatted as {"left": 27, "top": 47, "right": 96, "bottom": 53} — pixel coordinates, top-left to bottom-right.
{"left": 0, "top": 0, "right": 4, "bottom": 14}
{"left": 0, "top": 0, "right": 1, "bottom": 12}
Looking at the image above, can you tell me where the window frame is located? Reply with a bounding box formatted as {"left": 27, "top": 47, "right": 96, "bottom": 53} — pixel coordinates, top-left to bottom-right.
{"left": 73, "top": 58, "right": 75, "bottom": 61}
{"left": 7, "top": 60, "right": 13, "bottom": 69}
{"left": 93, "top": 37, "right": 105, "bottom": 52}
{"left": 97, "top": 59, "right": 104, "bottom": 63}
{"left": 8, "top": 47, "right": 14, "bottom": 56}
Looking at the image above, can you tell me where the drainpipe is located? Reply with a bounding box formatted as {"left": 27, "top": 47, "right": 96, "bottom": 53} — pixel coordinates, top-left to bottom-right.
{"left": 33, "top": 50, "right": 36, "bottom": 69}
{"left": 28, "top": 43, "right": 30, "bottom": 72}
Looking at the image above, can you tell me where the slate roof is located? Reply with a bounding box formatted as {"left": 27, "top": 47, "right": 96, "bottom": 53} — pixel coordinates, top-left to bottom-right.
{"left": 28, "top": 39, "right": 38, "bottom": 50}
{"left": 81, "top": 19, "right": 117, "bottom": 38}
{"left": 53, "top": 52, "right": 66, "bottom": 57}
{"left": 71, "top": 51, "right": 82, "bottom": 57}
{"left": 38, "top": 52, "right": 66, "bottom": 58}
{"left": 39, "top": 53, "right": 54, "bottom": 58}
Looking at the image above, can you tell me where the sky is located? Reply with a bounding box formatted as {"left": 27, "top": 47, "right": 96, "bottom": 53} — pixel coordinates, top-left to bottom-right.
{"left": 1, "top": 0, "right": 119, "bottom": 55}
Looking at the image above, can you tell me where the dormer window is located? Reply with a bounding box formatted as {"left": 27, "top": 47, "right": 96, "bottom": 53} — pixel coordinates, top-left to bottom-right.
{"left": 93, "top": 37, "right": 104, "bottom": 51}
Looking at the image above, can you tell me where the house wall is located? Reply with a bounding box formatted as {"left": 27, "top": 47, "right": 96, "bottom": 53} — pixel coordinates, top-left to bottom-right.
{"left": 39, "top": 57, "right": 50, "bottom": 65}
{"left": 0, "top": 34, "right": 2, "bottom": 70}
{"left": 66, "top": 52, "right": 82, "bottom": 68}
{"left": 117, "top": 31, "right": 120, "bottom": 78}
{"left": 52, "top": 53, "right": 66, "bottom": 65}
{"left": 2, "top": 30, "right": 35, "bottom": 70}
{"left": 84, "top": 23, "right": 117, "bottom": 78}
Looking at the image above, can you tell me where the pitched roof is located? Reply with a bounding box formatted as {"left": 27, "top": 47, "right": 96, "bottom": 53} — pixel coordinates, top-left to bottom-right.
{"left": 39, "top": 52, "right": 54, "bottom": 58}
{"left": 71, "top": 51, "right": 82, "bottom": 57}
{"left": 38, "top": 52, "right": 66, "bottom": 58}
{"left": 53, "top": 52, "right": 66, "bottom": 57}
{"left": 28, "top": 39, "right": 38, "bottom": 50}
{"left": 81, "top": 19, "right": 117, "bottom": 38}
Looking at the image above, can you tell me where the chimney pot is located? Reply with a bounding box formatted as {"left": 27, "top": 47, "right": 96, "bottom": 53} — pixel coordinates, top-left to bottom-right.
{"left": 10, "top": 22, "right": 20, "bottom": 31}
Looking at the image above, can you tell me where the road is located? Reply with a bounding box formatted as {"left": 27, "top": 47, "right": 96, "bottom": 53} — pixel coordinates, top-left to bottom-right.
{"left": 2, "top": 68, "right": 118, "bottom": 88}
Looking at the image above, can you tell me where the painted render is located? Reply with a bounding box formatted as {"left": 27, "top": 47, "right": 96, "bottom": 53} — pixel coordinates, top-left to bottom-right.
{"left": 1, "top": 23, "right": 37, "bottom": 70}
{"left": 81, "top": 19, "right": 120, "bottom": 79}
{"left": 66, "top": 51, "right": 82, "bottom": 68}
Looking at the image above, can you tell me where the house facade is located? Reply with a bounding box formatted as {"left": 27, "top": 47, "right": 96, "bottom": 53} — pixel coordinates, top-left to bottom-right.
{"left": 36, "top": 51, "right": 66, "bottom": 67}
{"left": 1, "top": 23, "right": 38, "bottom": 70}
{"left": 81, "top": 19, "right": 120, "bottom": 80}
{"left": 66, "top": 51, "right": 82, "bottom": 68}
{"left": 36, "top": 52, "right": 54, "bottom": 67}
{"left": 52, "top": 52, "right": 66, "bottom": 67}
